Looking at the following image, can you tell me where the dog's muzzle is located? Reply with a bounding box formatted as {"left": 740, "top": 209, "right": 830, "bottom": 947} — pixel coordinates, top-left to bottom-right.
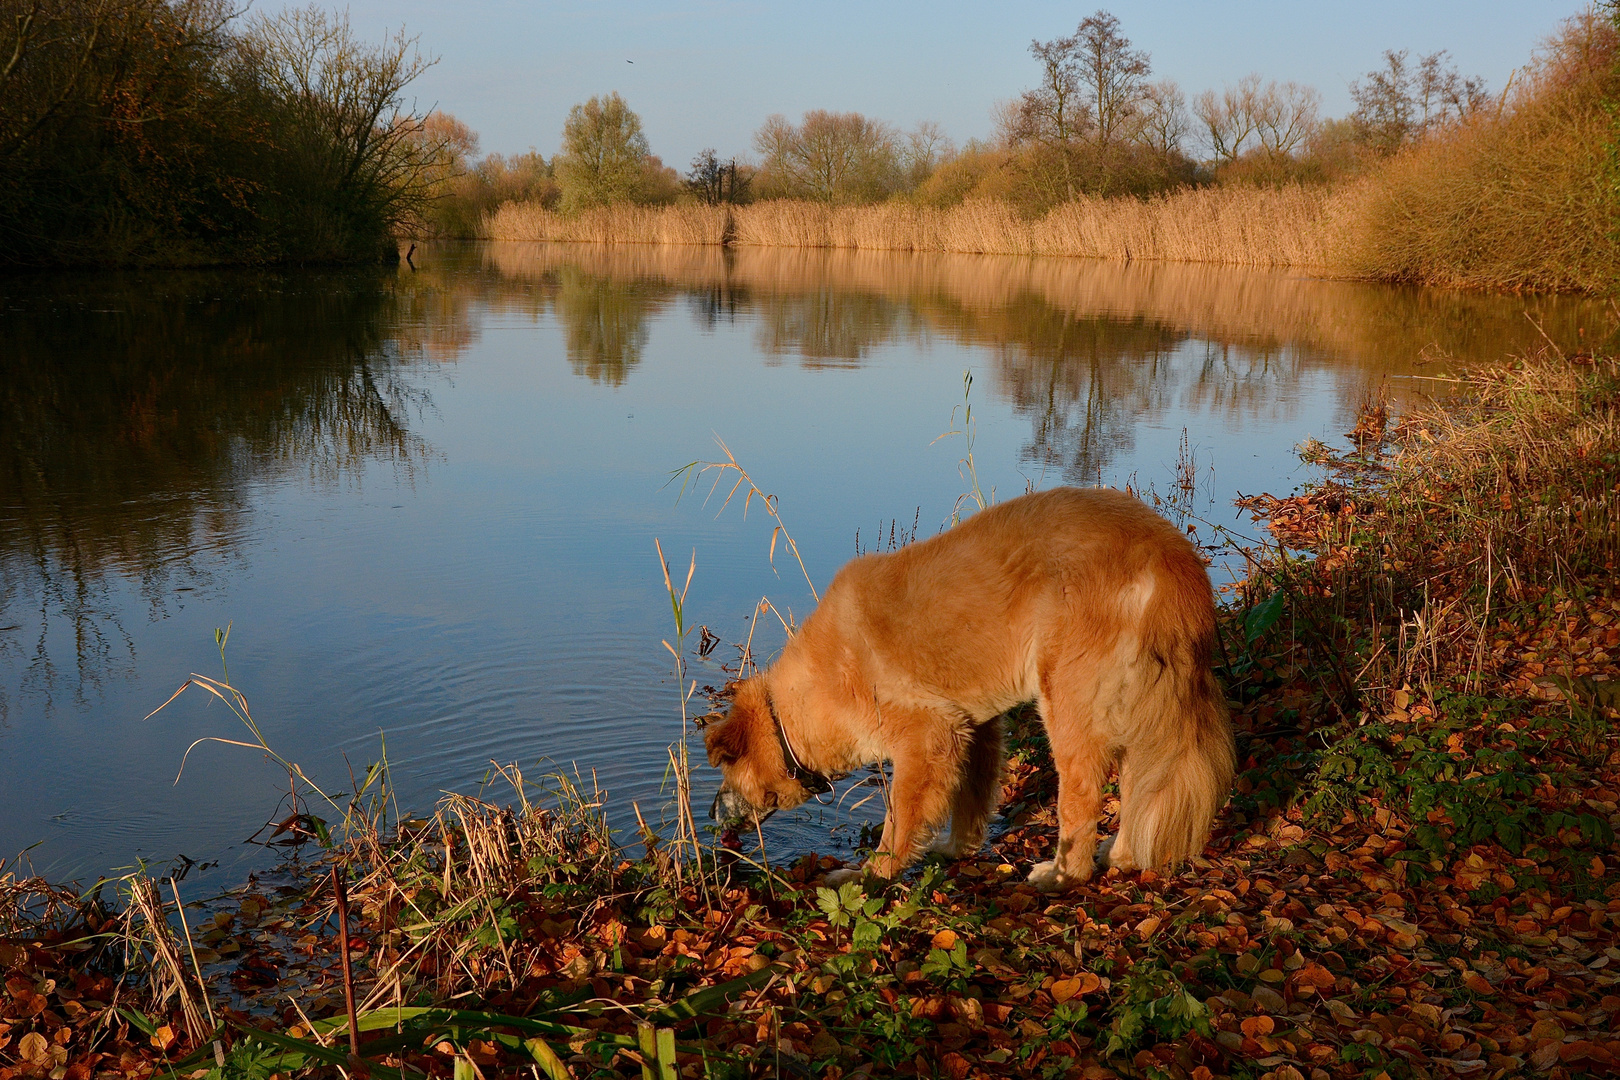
{"left": 710, "top": 786, "right": 760, "bottom": 827}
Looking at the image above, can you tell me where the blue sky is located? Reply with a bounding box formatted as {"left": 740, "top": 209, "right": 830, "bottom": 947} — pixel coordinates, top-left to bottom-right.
{"left": 313, "top": 1, "right": 1580, "bottom": 165}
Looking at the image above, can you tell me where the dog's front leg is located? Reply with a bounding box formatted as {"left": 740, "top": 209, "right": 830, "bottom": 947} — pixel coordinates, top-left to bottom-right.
{"left": 822, "top": 717, "right": 961, "bottom": 888}
{"left": 864, "top": 725, "right": 959, "bottom": 881}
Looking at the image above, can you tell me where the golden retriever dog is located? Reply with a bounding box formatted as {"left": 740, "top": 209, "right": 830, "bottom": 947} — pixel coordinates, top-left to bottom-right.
{"left": 704, "top": 486, "right": 1234, "bottom": 891}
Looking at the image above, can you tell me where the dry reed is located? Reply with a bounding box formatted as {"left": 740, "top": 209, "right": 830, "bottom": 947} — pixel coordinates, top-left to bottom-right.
{"left": 479, "top": 14, "right": 1618, "bottom": 296}
{"left": 485, "top": 202, "right": 730, "bottom": 246}
{"left": 485, "top": 187, "right": 1343, "bottom": 269}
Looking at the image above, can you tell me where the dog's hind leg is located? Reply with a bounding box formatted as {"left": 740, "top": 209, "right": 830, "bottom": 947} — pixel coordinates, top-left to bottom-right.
{"left": 932, "top": 718, "right": 1003, "bottom": 859}
{"left": 1027, "top": 690, "right": 1110, "bottom": 892}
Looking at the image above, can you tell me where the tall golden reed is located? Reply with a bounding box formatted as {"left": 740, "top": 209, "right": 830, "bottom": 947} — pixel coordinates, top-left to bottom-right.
{"left": 486, "top": 202, "right": 731, "bottom": 246}
{"left": 486, "top": 187, "right": 1344, "bottom": 269}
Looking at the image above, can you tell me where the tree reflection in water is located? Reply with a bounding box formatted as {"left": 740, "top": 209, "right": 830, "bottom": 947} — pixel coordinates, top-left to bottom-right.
{"left": 553, "top": 267, "right": 657, "bottom": 386}
{"left": 481, "top": 242, "right": 1607, "bottom": 485}
{"left": 0, "top": 271, "right": 439, "bottom": 717}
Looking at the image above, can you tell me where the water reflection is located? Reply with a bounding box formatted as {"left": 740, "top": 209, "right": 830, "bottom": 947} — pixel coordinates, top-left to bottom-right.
{"left": 472, "top": 243, "right": 1611, "bottom": 481}
{"left": 0, "top": 272, "right": 436, "bottom": 716}
{"left": 554, "top": 268, "right": 656, "bottom": 386}
{"left": 5, "top": 247, "right": 1610, "bottom": 717}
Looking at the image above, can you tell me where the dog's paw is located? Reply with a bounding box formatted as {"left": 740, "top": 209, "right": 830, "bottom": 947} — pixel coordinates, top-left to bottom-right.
{"left": 1096, "top": 835, "right": 1138, "bottom": 872}
{"left": 929, "top": 832, "right": 983, "bottom": 859}
{"left": 1026, "top": 860, "right": 1065, "bottom": 892}
{"left": 1027, "top": 859, "right": 1095, "bottom": 892}
{"left": 822, "top": 867, "right": 863, "bottom": 888}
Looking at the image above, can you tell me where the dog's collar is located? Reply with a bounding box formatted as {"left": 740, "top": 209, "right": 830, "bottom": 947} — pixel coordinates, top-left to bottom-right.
{"left": 765, "top": 688, "right": 833, "bottom": 796}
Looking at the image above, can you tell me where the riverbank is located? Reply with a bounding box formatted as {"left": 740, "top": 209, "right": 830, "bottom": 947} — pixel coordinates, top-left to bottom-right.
{"left": 3, "top": 346, "right": 1617, "bottom": 1080}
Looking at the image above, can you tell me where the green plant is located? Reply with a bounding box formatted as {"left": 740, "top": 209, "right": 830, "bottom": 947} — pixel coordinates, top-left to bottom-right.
{"left": 1306, "top": 698, "right": 1613, "bottom": 864}
{"left": 1103, "top": 954, "right": 1211, "bottom": 1057}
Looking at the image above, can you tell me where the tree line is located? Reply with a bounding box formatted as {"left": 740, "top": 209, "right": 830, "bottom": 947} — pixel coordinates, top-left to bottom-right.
{"left": 419, "top": 7, "right": 1503, "bottom": 234}
{"left": 0, "top": 0, "right": 453, "bottom": 266}
{"left": 0, "top": 1, "right": 1521, "bottom": 261}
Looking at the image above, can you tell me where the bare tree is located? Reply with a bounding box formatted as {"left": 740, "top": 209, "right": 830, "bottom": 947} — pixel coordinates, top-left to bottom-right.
{"left": 685, "top": 147, "right": 749, "bottom": 204}
{"left": 1193, "top": 73, "right": 1262, "bottom": 163}
{"left": 1351, "top": 49, "right": 1487, "bottom": 152}
{"left": 1252, "top": 80, "right": 1320, "bottom": 160}
{"left": 900, "top": 120, "right": 954, "bottom": 187}
{"left": 1073, "top": 10, "right": 1151, "bottom": 146}
{"left": 1135, "top": 79, "right": 1189, "bottom": 154}
{"left": 1415, "top": 50, "right": 1489, "bottom": 127}
{"left": 752, "top": 110, "right": 900, "bottom": 202}
{"left": 1017, "top": 30, "right": 1088, "bottom": 146}
{"left": 237, "top": 5, "right": 441, "bottom": 227}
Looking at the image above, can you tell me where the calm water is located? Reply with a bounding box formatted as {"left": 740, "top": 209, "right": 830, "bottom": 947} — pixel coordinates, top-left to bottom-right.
{"left": 0, "top": 243, "right": 1608, "bottom": 883}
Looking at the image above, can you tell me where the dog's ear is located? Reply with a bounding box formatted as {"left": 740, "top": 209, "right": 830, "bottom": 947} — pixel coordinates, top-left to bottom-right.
{"left": 705, "top": 716, "right": 749, "bottom": 768}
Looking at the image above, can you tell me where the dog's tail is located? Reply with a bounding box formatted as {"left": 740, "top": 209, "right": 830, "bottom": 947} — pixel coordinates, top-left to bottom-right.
{"left": 1112, "top": 560, "right": 1236, "bottom": 870}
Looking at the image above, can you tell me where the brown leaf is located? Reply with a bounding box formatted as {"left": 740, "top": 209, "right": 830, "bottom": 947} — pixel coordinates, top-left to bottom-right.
{"left": 1241, "top": 1016, "right": 1276, "bottom": 1038}
{"left": 1050, "top": 977, "right": 1082, "bottom": 1003}
{"left": 18, "top": 1031, "right": 49, "bottom": 1065}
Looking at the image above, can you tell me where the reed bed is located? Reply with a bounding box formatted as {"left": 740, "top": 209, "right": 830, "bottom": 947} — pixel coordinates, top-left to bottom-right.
{"left": 486, "top": 202, "right": 730, "bottom": 246}
{"left": 485, "top": 187, "right": 1343, "bottom": 269}
{"left": 1335, "top": 13, "right": 1619, "bottom": 293}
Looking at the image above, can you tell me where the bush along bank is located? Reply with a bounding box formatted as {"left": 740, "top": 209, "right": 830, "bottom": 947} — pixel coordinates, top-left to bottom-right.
{"left": 3, "top": 348, "right": 1619, "bottom": 1080}
{"left": 0, "top": 1, "right": 447, "bottom": 269}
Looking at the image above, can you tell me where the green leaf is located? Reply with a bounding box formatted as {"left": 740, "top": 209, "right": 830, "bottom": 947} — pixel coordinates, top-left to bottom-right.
{"left": 524, "top": 1037, "right": 571, "bottom": 1080}
{"left": 645, "top": 965, "right": 780, "bottom": 1024}
{"left": 1243, "top": 590, "right": 1285, "bottom": 645}
{"left": 225, "top": 1022, "right": 409, "bottom": 1080}
{"left": 119, "top": 1008, "right": 159, "bottom": 1037}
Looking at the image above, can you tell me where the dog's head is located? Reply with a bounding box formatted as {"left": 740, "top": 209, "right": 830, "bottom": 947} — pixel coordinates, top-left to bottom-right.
{"left": 704, "top": 678, "right": 820, "bottom": 826}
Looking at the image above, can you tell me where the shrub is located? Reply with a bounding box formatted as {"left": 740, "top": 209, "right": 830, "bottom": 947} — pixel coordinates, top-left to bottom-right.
{"left": 1336, "top": 11, "right": 1620, "bottom": 292}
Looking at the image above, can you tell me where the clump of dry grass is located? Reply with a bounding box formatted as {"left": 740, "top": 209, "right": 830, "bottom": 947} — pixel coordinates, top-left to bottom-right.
{"left": 330, "top": 764, "right": 623, "bottom": 1004}
{"left": 1336, "top": 12, "right": 1620, "bottom": 293}
{"left": 1391, "top": 349, "right": 1620, "bottom": 586}
{"left": 1236, "top": 345, "right": 1620, "bottom": 721}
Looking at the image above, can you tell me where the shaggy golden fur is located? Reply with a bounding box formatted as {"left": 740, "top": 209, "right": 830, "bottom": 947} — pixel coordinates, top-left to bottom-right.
{"left": 704, "top": 487, "right": 1234, "bottom": 891}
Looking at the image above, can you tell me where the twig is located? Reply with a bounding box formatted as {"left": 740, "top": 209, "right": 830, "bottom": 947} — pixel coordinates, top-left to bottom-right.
{"left": 331, "top": 866, "right": 369, "bottom": 1078}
